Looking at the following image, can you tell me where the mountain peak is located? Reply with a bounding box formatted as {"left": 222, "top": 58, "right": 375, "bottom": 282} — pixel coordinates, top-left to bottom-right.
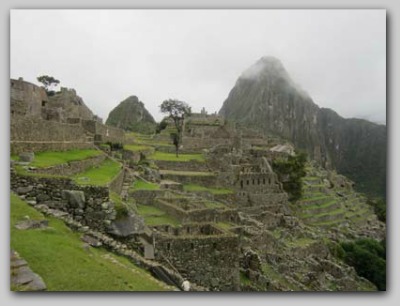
{"left": 240, "top": 56, "right": 290, "bottom": 82}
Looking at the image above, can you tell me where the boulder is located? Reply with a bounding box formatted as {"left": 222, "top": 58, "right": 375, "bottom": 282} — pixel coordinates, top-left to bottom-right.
{"left": 19, "top": 152, "right": 35, "bottom": 163}
{"left": 61, "top": 190, "right": 86, "bottom": 209}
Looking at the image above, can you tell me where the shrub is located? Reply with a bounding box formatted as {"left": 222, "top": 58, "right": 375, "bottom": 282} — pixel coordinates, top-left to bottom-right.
{"left": 272, "top": 151, "right": 307, "bottom": 201}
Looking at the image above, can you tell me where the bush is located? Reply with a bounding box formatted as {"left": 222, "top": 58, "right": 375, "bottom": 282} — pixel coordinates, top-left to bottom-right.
{"left": 367, "top": 198, "right": 386, "bottom": 223}
{"left": 340, "top": 238, "right": 386, "bottom": 290}
{"left": 272, "top": 151, "right": 307, "bottom": 201}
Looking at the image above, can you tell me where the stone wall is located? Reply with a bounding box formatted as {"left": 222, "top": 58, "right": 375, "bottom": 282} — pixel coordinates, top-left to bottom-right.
{"left": 108, "top": 168, "right": 125, "bottom": 194}
{"left": 10, "top": 116, "right": 93, "bottom": 154}
{"left": 11, "top": 78, "right": 47, "bottom": 118}
{"left": 159, "top": 172, "right": 217, "bottom": 188}
{"left": 81, "top": 120, "right": 125, "bottom": 144}
{"left": 181, "top": 137, "right": 232, "bottom": 152}
{"left": 154, "top": 224, "right": 240, "bottom": 291}
{"left": 154, "top": 160, "right": 210, "bottom": 172}
{"left": 155, "top": 199, "right": 239, "bottom": 224}
{"left": 11, "top": 172, "right": 115, "bottom": 232}
{"left": 31, "top": 154, "right": 106, "bottom": 176}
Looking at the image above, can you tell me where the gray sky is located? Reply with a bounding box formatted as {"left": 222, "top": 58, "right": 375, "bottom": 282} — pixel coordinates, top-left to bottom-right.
{"left": 10, "top": 9, "right": 386, "bottom": 124}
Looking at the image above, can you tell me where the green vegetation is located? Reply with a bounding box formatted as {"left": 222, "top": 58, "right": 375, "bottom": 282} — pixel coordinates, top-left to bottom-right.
{"left": 160, "top": 99, "right": 192, "bottom": 157}
{"left": 124, "top": 144, "right": 154, "bottom": 152}
{"left": 204, "top": 201, "right": 226, "bottom": 209}
{"left": 183, "top": 184, "right": 233, "bottom": 195}
{"left": 28, "top": 149, "right": 103, "bottom": 168}
{"left": 160, "top": 170, "right": 214, "bottom": 176}
{"left": 339, "top": 239, "right": 386, "bottom": 291}
{"left": 136, "top": 204, "right": 179, "bottom": 226}
{"left": 240, "top": 272, "right": 252, "bottom": 286}
{"left": 149, "top": 152, "right": 205, "bottom": 162}
{"left": 272, "top": 151, "right": 307, "bottom": 201}
{"left": 131, "top": 180, "right": 160, "bottom": 191}
{"left": 109, "top": 192, "right": 129, "bottom": 218}
{"left": 10, "top": 193, "right": 168, "bottom": 291}
{"left": 74, "top": 159, "right": 121, "bottom": 186}
{"left": 367, "top": 198, "right": 386, "bottom": 223}
{"left": 217, "top": 222, "right": 234, "bottom": 230}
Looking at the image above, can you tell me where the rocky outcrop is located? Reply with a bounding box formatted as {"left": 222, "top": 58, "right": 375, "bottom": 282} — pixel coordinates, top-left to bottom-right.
{"left": 219, "top": 56, "right": 386, "bottom": 198}
{"left": 106, "top": 96, "right": 156, "bottom": 134}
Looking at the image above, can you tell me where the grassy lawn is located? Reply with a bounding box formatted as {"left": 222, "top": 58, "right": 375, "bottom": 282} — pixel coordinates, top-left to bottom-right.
{"left": 131, "top": 180, "right": 160, "bottom": 191}
{"left": 204, "top": 201, "right": 227, "bottom": 209}
{"left": 160, "top": 170, "right": 214, "bottom": 177}
{"left": 124, "top": 144, "right": 154, "bottom": 152}
{"left": 136, "top": 204, "right": 179, "bottom": 226}
{"left": 26, "top": 150, "right": 103, "bottom": 168}
{"left": 217, "top": 222, "right": 234, "bottom": 230}
{"left": 183, "top": 184, "right": 233, "bottom": 195}
{"left": 149, "top": 151, "right": 205, "bottom": 162}
{"left": 74, "top": 159, "right": 122, "bottom": 186}
{"left": 10, "top": 193, "right": 168, "bottom": 291}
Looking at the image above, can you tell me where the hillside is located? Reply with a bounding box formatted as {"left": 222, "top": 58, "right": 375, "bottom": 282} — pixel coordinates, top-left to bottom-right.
{"left": 106, "top": 96, "right": 156, "bottom": 134}
{"left": 219, "top": 56, "right": 386, "bottom": 199}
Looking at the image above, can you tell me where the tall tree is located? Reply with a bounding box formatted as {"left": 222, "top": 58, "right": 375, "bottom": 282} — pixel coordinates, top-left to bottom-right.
{"left": 160, "top": 99, "right": 191, "bottom": 157}
{"left": 37, "top": 75, "right": 60, "bottom": 96}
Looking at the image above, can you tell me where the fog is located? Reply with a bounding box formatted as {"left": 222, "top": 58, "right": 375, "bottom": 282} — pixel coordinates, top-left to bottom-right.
{"left": 10, "top": 9, "right": 386, "bottom": 124}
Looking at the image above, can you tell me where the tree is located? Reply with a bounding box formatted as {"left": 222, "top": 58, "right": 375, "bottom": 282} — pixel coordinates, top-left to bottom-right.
{"left": 160, "top": 99, "right": 191, "bottom": 157}
{"left": 37, "top": 75, "right": 60, "bottom": 96}
{"left": 272, "top": 151, "right": 307, "bottom": 201}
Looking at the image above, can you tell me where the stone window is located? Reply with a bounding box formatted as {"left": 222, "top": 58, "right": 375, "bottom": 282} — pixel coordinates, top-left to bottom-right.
{"left": 263, "top": 178, "right": 266, "bottom": 184}
{"left": 247, "top": 180, "right": 249, "bottom": 185}
{"left": 190, "top": 243, "right": 195, "bottom": 250}
{"left": 167, "top": 243, "right": 171, "bottom": 251}
{"left": 213, "top": 242, "right": 217, "bottom": 249}
{"left": 252, "top": 179, "right": 255, "bottom": 185}
{"left": 42, "top": 101, "right": 47, "bottom": 107}
{"left": 240, "top": 180, "right": 243, "bottom": 189}
{"left": 269, "top": 178, "right": 271, "bottom": 184}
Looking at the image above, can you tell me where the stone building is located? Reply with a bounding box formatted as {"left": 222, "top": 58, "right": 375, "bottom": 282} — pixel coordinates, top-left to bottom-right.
{"left": 154, "top": 223, "right": 240, "bottom": 291}
{"left": 10, "top": 78, "right": 125, "bottom": 154}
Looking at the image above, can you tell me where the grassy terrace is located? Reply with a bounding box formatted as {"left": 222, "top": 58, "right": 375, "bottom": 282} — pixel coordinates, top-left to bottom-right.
{"left": 183, "top": 184, "right": 233, "bottom": 195}
{"left": 149, "top": 152, "right": 205, "bottom": 162}
{"left": 136, "top": 204, "right": 179, "bottom": 226}
{"left": 10, "top": 193, "right": 168, "bottom": 291}
{"left": 160, "top": 170, "right": 214, "bottom": 176}
{"left": 74, "top": 159, "right": 121, "bottom": 186}
{"left": 17, "top": 149, "right": 103, "bottom": 168}
{"left": 130, "top": 180, "right": 160, "bottom": 191}
{"left": 124, "top": 144, "right": 154, "bottom": 152}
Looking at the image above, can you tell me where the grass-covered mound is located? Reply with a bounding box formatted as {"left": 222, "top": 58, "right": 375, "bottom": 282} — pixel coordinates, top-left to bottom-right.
{"left": 74, "top": 159, "right": 121, "bottom": 186}
{"left": 17, "top": 149, "right": 103, "bottom": 168}
{"left": 149, "top": 152, "right": 205, "bottom": 162}
{"left": 10, "top": 193, "right": 168, "bottom": 291}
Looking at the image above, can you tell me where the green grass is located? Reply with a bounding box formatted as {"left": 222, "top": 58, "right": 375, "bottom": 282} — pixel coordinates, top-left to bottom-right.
{"left": 28, "top": 150, "right": 103, "bottom": 168}
{"left": 136, "top": 205, "right": 179, "bottom": 226}
{"left": 109, "top": 192, "right": 130, "bottom": 218}
{"left": 124, "top": 144, "right": 154, "bottom": 152}
{"left": 183, "top": 184, "right": 233, "bottom": 195}
{"left": 160, "top": 170, "right": 214, "bottom": 176}
{"left": 74, "top": 159, "right": 122, "bottom": 186}
{"left": 287, "top": 237, "right": 315, "bottom": 248}
{"left": 217, "top": 222, "right": 234, "bottom": 230}
{"left": 262, "top": 263, "right": 299, "bottom": 291}
{"left": 10, "top": 193, "right": 168, "bottom": 291}
{"left": 204, "top": 201, "right": 227, "bottom": 209}
{"left": 240, "top": 271, "right": 252, "bottom": 286}
{"left": 131, "top": 180, "right": 160, "bottom": 191}
{"left": 300, "top": 199, "right": 338, "bottom": 210}
{"left": 149, "top": 152, "right": 205, "bottom": 162}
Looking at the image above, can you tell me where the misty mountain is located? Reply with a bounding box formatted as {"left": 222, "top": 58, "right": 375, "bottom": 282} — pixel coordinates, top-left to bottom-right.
{"left": 219, "top": 56, "right": 386, "bottom": 199}
{"left": 106, "top": 96, "right": 156, "bottom": 134}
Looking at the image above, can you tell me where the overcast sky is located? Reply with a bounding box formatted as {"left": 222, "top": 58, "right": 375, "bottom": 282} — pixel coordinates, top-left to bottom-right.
{"left": 10, "top": 9, "right": 386, "bottom": 124}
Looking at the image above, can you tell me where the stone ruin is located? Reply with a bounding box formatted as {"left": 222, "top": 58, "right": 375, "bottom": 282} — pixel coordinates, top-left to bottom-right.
{"left": 10, "top": 78, "right": 125, "bottom": 154}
